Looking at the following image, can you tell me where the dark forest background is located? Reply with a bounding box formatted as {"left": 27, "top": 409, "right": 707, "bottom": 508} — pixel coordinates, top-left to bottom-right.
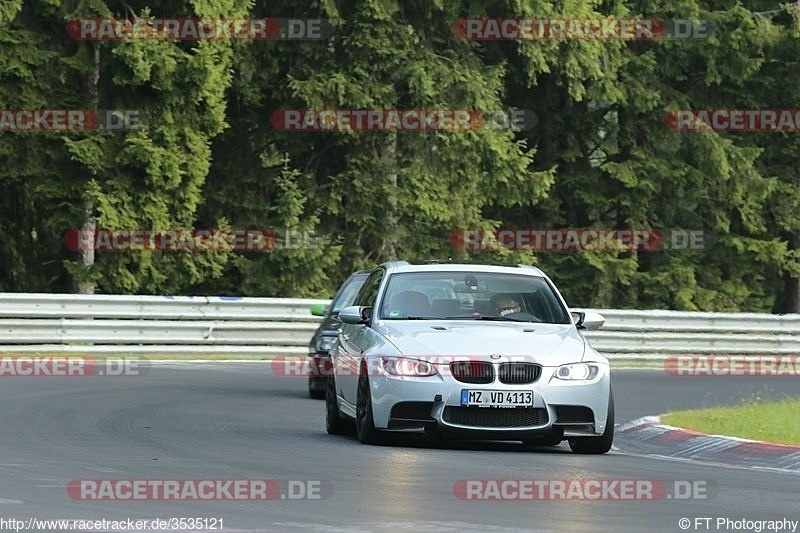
{"left": 1, "top": 0, "right": 798, "bottom": 312}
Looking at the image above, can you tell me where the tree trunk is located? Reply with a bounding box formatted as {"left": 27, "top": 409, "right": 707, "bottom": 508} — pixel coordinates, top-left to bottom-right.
{"left": 779, "top": 156, "right": 800, "bottom": 313}
{"left": 379, "top": 131, "right": 398, "bottom": 261}
{"left": 77, "top": 44, "right": 100, "bottom": 294}
{"left": 785, "top": 271, "right": 800, "bottom": 314}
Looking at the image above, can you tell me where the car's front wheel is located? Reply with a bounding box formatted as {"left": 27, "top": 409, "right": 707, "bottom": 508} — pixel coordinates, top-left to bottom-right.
{"left": 568, "top": 390, "right": 614, "bottom": 454}
{"left": 356, "top": 370, "right": 383, "bottom": 444}
{"left": 325, "top": 376, "right": 351, "bottom": 435}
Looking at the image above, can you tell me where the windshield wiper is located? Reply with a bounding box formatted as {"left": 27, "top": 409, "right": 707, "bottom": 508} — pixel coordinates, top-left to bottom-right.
{"left": 385, "top": 315, "right": 536, "bottom": 321}
{"left": 384, "top": 316, "right": 440, "bottom": 320}
{"left": 474, "top": 316, "right": 538, "bottom": 322}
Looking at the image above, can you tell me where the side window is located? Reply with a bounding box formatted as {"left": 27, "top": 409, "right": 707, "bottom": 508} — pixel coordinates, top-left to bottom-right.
{"left": 331, "top": 276, "right": 367, "bottom": 313}
{"left": 353, "top": 269, "right": 384, "bottom": 310}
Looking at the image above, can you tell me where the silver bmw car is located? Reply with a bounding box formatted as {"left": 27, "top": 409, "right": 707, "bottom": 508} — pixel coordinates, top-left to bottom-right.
{"left": 326, "top": 261, "right": 614, "bottom": 454}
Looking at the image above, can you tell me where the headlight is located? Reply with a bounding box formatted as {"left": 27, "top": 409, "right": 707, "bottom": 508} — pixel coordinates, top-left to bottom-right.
{"left": 316, "top": 335, "right": 337, "bottom": 353}
{"left": 380, "top": 357, "right": 438, "bottom": 377}
{"left": 554, "top": 363, "right": 599, "bottom": 381}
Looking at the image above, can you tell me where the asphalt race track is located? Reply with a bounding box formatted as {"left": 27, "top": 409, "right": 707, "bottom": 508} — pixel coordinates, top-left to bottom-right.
{"left": 0, "top": 364, "right": 797, "bottom": 532}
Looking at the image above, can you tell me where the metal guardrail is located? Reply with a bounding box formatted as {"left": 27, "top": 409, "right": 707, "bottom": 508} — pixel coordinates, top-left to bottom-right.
{"left": 0, "top": 293, "right": 798, "bottom": 359}
{"left": 0, "top": 294, "right": 326, "bottom": 356}
{"left": 579, "top": 308, "right": 800, "bottom": 359}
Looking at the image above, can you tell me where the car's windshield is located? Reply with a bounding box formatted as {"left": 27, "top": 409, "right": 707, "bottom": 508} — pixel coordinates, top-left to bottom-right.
{"left": 331, "top": 275, "right": 368, "bottom": 313}
{"left": 379, "top": 271, "right": 571, "bottom": 324}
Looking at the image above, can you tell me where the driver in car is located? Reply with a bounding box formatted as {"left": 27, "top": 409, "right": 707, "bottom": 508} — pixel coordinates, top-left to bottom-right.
{"left": 493, "top": 294, "right": 522, "bottom": 317}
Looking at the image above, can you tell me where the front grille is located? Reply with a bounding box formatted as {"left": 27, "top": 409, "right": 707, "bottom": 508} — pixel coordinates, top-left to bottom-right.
{"left": 498, "top": 362, "right": 541, "bottom": 384}
{"left": 450, "top": 361, "right": 494, "bottom": 384}
{"left": 443, "top": 406, "right": 548, "bottom": 428}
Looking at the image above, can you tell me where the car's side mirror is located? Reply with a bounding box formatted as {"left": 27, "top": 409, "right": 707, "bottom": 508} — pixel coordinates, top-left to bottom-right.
{"left": 310, "top": 303, "right": 329, "bottom": 317}
{"left": 571, "top": 310, "right": 605, "bottom": 330}
{"left": 339, "top": 306, "right": 371, "bottom": 325}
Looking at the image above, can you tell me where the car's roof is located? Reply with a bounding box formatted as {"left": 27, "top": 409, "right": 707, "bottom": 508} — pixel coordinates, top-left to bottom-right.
{"left": 378, "top": 261, "right": 546, "bottom": 277}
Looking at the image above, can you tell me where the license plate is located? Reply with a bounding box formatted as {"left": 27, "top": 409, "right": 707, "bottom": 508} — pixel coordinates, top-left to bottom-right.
{"left": 460, "top": 389, "right": 533, "bottom": 407}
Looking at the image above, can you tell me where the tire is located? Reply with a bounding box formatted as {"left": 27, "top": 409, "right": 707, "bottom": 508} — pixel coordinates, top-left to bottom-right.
{"left": 355, "top": 370, "right": 383, "bottom": 444}
{"left": 325, "top": 375, "right": 351, "bottom": 435}
{"left": 568, "top": 389, "right": 614, "bottom": 455}
{"left": 522, "top": 427, "right": 564, "bottom": 448}
{"left": 309, "top": 377, "right": 325, "bottom": 400}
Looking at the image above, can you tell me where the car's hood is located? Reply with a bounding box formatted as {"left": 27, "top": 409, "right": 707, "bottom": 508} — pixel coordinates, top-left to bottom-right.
{"left": 374, "top": 321, "right": 586, "bottom": 366}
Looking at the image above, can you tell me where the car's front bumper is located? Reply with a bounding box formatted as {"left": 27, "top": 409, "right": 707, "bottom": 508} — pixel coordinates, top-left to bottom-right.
{"left": 370, "top": 362, "right": 611, "bottom": 437}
